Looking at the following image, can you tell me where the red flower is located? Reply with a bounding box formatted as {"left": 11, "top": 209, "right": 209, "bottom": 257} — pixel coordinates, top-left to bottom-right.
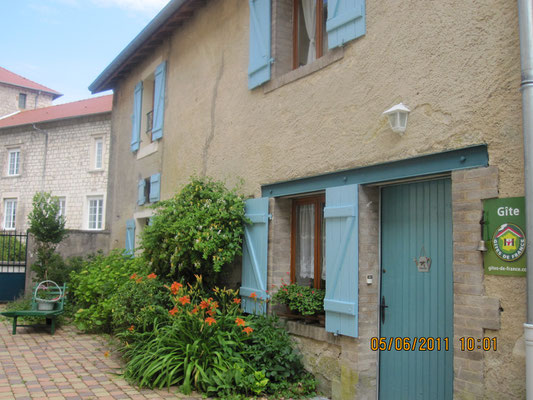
{"left": 206, "top": 308, "right": 214, "bottom": 316}
{"left": 205, "top": 317, "right": 217, "bottom": 326}
{"left": 147, "top": 273, "right": 157, "bottom": 279}
{"left": 136, "top": 277, "right": 143, "bottom": 283}
{"left": 199, "top": 300, "right": 209, "bottom": 309}
{"left": 250, "top": 292, "right": 257, "bottom": 299}
{"left": 192, "top": 307, "right": 198, "bottom": 314}
{"left": 178, "top": 296, "right": 191, "bottom": 305}
{"left": 128, "top": 325, "right": 135, "bottom": 332}
{"left": 233, "top": 298, "right": 241, "bottom": 304}
{"left": 170, "top": 282, "right": 182, "bottom": 295}
{"left": 243, "top": 326, "right": 253, "bottom": 335}
{"left": 130, "top": 273, "right": 138, "bottom": 280}
{"left": 169, "top": 306, "right": 178, "bottom": 316}
{"left": 235, "top": 318, "right": 245, "bottom": 326}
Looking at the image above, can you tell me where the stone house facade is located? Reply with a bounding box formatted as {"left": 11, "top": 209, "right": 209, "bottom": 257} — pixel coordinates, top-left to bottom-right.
{"left": 0, "top": 95, "right": 112, "bottom": 232}
{"left": 90, "top": 0, "right": 527, "bottom": 398}
{"left": 0, "top": 66, "right": 62, "bottom": 117}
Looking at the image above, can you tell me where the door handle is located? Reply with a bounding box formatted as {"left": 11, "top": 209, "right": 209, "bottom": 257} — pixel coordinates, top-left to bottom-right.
{"left": 380, "top": 295, "right": 388, "bottom": 324}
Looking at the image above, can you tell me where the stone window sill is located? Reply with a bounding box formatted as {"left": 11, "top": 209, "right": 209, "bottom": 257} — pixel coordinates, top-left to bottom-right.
{"left": 264, "top": 47, "right": 344, "bottom": 94}
{"left": 284, "top": 319, "right": 340, "bottom": 345}
{"left": 3, "top": 174, "right": 21, "bottom": 179}
{"left": 137, "top": 140, "right": 159, "bottom": 160}
{"left": 88, "top": 169, "right": 105, "bottom": 174}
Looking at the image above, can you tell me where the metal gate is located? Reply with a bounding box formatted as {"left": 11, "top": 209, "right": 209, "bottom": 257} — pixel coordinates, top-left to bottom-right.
{"left": 0, "top": 231, "right": 28, "bottom": 301}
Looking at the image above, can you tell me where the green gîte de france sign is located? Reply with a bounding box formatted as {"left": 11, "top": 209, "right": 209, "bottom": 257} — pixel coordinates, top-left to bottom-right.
{"left": 483, "top": 197, "right": 526, "bottom": 276}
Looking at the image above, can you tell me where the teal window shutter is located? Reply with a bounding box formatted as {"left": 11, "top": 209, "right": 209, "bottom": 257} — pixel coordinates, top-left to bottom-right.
{"left": 131, "top": 81, "right": 143, "bottom": 152}
{"left": 137, "top": 179, "right": 146, "bottom": 206}
{"left": 326, "top": 0, "right": 366, "bottom": 49}
{"left": 152, "top": 61, "right": 166, "bottom": 141}
{"left": 248, "top": 0, "right": 271, "bottom": 89}
{"left": 125, "top": 219, "right": 136, "bottom": 256}
{"left": 149, "top": 173, "right": 161, "bottom": 203}
{"left": 240, "top": 197, "right": 270, "bottom": 314}
{"left": 323, "top": 184, "right": 359, "bottom": 337}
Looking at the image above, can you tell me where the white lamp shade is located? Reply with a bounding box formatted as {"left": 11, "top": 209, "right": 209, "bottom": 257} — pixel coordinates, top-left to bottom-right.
{"left": 383, "top": 103, "right": 410, "bottom": 134}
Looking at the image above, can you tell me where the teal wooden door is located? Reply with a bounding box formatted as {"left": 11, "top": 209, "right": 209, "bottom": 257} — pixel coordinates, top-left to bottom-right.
{"left": 379, "top": 179, "right": 453, "bottom": 400}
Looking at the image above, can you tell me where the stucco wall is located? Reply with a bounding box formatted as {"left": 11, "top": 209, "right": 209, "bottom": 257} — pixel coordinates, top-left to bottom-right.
{"left": 0, "top": 114, "right": 111, "bottom": 231}
{"left": 107, "top": 0, "right": 525, "bottom": 398}
{"left": 0, "top": 83, "right": 55, "bottom": 117}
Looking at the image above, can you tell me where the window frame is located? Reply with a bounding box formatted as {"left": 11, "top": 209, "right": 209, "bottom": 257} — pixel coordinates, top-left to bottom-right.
{"left": 292, "top": 0, "right": 326, "bottom": 70}
{"left": 87, "top": 196, "right": 104, "bottom": 230}
{"left": 18, "top": 93, "right": 26, "bottom": 109}
{"left": 290, "top": 193, "right": 326, "bottom": 289}
{"left": 58, "top": 197, "right": 66, "bottom": 218}
{"left": 3, "top": 199, "right": 17, "bottom": 230}
{"left": 94, "top": 137, "right": 104, "bottom": 170}
{"left": 7, "top": 148, "right": 20, "bottom": 176}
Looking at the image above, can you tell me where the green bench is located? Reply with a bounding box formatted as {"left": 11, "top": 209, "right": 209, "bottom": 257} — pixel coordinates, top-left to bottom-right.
{"left": 1, "top": 282, "right": 67, "bottom": 335}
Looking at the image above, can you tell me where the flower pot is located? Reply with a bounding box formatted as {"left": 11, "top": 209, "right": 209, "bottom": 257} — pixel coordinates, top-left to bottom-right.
{"left": 37, "top": 301, "right": 55, "bottom": 311}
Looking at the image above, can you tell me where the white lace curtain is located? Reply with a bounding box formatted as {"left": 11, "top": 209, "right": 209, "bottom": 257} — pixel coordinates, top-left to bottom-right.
{"left": 298, "top": 204, "right": 315, "bottom": 279}
{"left": 301, "top": 0, "right": 317, "bottom": 64}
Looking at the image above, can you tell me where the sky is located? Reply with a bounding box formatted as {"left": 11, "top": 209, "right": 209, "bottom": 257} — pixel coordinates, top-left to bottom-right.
{"left": 1, "top": 0, "right": 171, "bottom": 104}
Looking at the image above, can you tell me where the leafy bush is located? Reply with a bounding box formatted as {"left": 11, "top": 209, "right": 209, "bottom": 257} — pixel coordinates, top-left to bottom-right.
{"left": 110, "top": 272, "right": 173, "bottom": 333}
{"left": 141, "top": 177, "right": 248, "bottom": 285}
{"left": 28, "top": 192, "right": 67, "bottom": 280}
{"left": 33, "top": 253, "right": 86, "bottom": 285}
{"left": 119, "top": 278, "right": 265, "bottom": 396}
{"left": 272, "top": 282, "right": 325, "bottom": 316}
{"left": 0, "top": 235, "right": 26, "bottom": 262}
{"left": 70, "top": 250, "right": 147, "bottom": 332}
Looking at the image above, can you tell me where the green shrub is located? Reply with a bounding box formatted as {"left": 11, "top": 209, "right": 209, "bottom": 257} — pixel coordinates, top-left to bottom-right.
{"left": 0, "top": 235, "right": 26, "bottom": 262}
{"left": 70, "top": 250, "right": 147, "bottom": 332}
{"left": 110, "top": 272, "right": 173, "bottom": 333}
{"left": 33, "top": 253, "right": 86, "bottom": 285}
{"left": 141, "top": 177, "right": 248, "bottom": 285}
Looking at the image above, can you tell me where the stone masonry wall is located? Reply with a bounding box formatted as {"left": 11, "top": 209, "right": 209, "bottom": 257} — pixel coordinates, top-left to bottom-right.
{"left": 0, "top": 114, "right": 110, "bottom": 232}
{"left": 0, "top": 83, "right": 55, "bottom": 117}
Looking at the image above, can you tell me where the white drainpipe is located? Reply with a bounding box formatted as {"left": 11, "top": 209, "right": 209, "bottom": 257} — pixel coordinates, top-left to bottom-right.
{"left": 518, "top": 0, "right": 533, "bottom": 397}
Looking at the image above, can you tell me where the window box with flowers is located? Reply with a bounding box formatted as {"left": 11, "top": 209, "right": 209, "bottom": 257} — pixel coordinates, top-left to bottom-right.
{"left": 272, "top": 282, "right": 325, "bottom": 326}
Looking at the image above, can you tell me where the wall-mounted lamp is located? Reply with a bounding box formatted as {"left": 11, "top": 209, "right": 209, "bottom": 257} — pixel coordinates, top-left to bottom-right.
{"left": 477, "top": 210, "right": 488, "bottom": 252}
{"left": 383, "top": 102, "right": 411, "bottom": 135}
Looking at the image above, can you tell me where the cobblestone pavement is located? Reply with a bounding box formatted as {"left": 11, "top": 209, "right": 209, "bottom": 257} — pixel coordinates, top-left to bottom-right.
{"left": 0, "top": 319, "right": 203, "bottom": 400}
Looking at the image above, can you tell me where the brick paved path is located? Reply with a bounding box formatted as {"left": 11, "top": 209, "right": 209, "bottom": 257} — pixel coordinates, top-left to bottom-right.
{"left": 0, "top": 320, "right": 202, "bottom": 400}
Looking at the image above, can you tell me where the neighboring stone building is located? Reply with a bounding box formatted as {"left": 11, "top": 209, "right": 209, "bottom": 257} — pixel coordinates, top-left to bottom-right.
{"left": 0, "top": 66, "right": 62, "bottom": 118}
{"left": 90, "top": 0, "right": 528, "bottom": 398}
{"left": 0, "top": 95, "right": 112, "bottom": 232}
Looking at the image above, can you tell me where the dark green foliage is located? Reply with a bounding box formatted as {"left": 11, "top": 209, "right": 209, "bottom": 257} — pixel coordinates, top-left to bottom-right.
{"left": 141, "top": 177, "right": 247, "bottom": 285}
{"left": 70, "top": 250, "right": 147, "bottom": 332}
{"left": 110, "top": 273, "right": 172, "bottom": 333}
{"left": 27, "top": 192, "right": 67, "bottom": 280}
{"left": 272, "top": 282, "right": 325, "bottom": 316}
{"left": 32, "top": 254, "right": 85, "bottom": 285}
{"left": 0, "top": 235, "right": 26, "bottom": 262}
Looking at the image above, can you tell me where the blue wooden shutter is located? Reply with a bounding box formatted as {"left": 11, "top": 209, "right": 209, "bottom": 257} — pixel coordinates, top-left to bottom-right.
{"left": 149, "top": 173, "right": 161, "bottom": 203}
{"left": 137, "top": 179, "right": 146, "bottom": 206}
{"left": 125, "top": 219, "right": 136, "bottom": 256}
{"left": 131, "top": 81, "right": 143, "bottom": 152}
{"left": 152, "top": 61, "right": 166, "bottom": 141}
{"left": 240, "top": 197, "right": 270, "bottom": 314}
{"left": 326, "top": 0, "right": 366, "bottom": 49}
{"left": 248, "top": 0, "right": 271, "bottom": 89}
{"left": 324, "top": 184, "right": 359, "bottom": 337}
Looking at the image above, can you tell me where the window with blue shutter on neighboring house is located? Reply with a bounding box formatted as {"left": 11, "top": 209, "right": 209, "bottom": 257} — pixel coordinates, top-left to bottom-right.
{"left": 149, "top": 173, "right": 161, "bottom": 203}
{"left": 240, "top": 197, "right": 270, "bottom": 315}
{"left": 138, "top": 179, "right": 146, "bottom": 206}
{"left": 125, "top": 219, "right": 136, "bottom": 256}
{"left": 152, "top": 61, "right": 167, "bottom": 141}
{"left": 248, "top": 0, "right": 271, "bottom": 89}
{"left": 131, "top": 81, "right": 143, "bottom": 152}
{"left": 323, "top": 184, "right": 359, "bottom": 337}
{"left": 326, "top": 0, "right": 366, "bottom": 49}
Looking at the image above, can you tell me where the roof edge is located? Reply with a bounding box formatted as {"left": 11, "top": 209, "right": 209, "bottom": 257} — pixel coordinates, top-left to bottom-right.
{"left": 0, "top": 109, "right": 112, "bottom": 131}
{"left": 89, "top": 0, "right": 187, "bottom": 94}
{"left": 0, "top": 80, "right": 63, "bottom": 99}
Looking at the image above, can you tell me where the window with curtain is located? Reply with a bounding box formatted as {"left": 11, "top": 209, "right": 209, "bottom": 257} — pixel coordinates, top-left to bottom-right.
{"left": 293, "top": 0, "right": 328, "bottom": 69}
{"left": 291, "top": 194, "right": 326, "bottom": 289}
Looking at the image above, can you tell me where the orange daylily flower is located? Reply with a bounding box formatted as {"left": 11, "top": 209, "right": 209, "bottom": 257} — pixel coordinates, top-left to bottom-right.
{"left": 206, "top": 308, "right": 214, "bottom": 316}
{"left": 170, "top": 282, "right": 183, "bottom": 295}
{"left": 243, "top": 326, "right": 253, "bottom": 335}
{"left": 192, "top": 307, "right": 198, "bottom": 314}
{"left": 205, "top": 317, "right": 217, "bottom": 326}
{"left": 128, "top": 325, "right": 135, "bottom": 332}
{"left": 130, "top": 273, "right": 138, "bottom": 280}
{"left": 233, "top": 298, "right": 241, "bottom": 304}
{"left": 178, "top": 296, "right": 191, "bottom": 305}
{"left": 199, "top": 300, "right": 209, "bottom": 309}
{"left": 250, "top": 292, "right": 257, "bottom": 299}
{"left": 169, "top": 306, "right": 179, "bottom": 316}
{"left": 235, "top": 318, "right": 245, "bottom": 326}
{"left": 136, "top": 277, "right": 143, "bottom": 283}
{"left": 147, "top": 273, "right": 157, "bottom": 279}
